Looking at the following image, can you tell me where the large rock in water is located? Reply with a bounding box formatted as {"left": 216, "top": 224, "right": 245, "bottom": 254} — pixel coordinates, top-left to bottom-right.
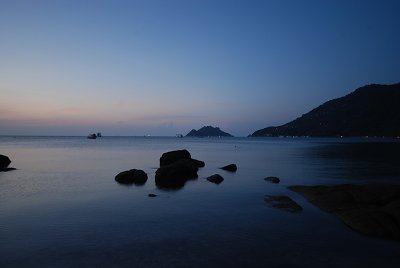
{"left": 160, "top": 149, "right": 191, "bottom": 166}
{"left": 289, "top": 184, "right": 400, "bottom": 240}
{"left": 155, "top": 159, "right": 199, "bottom": 189}
{"left": 0, "top": 154, "right": 11, "bottom": 169}
{"left": 115, "top": 169, "right": 148, "bottom": 185}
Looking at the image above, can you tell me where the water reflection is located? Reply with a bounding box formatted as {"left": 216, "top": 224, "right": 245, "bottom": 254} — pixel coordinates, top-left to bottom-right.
{"left": 307, "top": 142, "right": 400, "bottom": 181}
{"left": 155, "top": 175, "right": 198, "bottom": 191}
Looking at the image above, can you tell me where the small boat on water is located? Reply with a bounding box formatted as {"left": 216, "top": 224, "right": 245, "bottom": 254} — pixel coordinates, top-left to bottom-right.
{"left": 87, "top": 133, "right": 97, "bottom": 139}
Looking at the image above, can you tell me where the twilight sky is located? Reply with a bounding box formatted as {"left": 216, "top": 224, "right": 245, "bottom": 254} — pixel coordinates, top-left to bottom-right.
{"left": 1, "top": 0, "right": 399, "bottom": 136}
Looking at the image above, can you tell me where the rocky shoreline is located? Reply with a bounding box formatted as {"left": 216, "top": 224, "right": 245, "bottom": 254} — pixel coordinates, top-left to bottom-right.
{"left": 289, "top": 184, "right": 400, "bottom": 241}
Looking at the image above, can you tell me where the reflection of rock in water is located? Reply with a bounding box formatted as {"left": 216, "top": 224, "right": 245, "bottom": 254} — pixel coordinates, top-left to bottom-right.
{"left": 290, "top": 184, "right": 400, "bottom": 240}
{"left": 307, "top": 142, "right": 400, "bottom": 180}
{"left": 115, "top": 169, "right": 148, "bottom": 186}
{"left": 155, "top": 159, "right": 199, "bottom": 190}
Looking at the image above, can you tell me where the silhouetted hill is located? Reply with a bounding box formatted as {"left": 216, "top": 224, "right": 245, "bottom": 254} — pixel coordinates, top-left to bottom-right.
{"left": 250, "top": 83, "right": 400, "bottom": 137}
{"left": 186, "top": 126, "right": 233, "bottom": 137}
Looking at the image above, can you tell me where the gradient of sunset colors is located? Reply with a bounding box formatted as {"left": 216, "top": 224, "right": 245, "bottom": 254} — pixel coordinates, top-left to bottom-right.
{"left": 1, "top": 0, "right": 399, "bottom": 136}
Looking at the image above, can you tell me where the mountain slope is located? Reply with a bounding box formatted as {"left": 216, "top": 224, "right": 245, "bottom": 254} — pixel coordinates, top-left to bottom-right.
{"left": 186, "top": 126, "right": 233, "bottom": 137}
{"left": 250, "top": 83, "right": 400, "bottom": 137}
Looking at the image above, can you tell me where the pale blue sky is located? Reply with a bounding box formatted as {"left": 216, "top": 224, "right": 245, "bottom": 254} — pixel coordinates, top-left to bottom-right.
{"left": 1, "top": 0, "right": 399, "bottom": 136}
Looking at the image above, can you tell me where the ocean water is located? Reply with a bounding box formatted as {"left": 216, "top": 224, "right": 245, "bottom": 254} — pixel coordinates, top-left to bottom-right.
{"left": 1, "top": 136, "right": 400, "bottom": 267}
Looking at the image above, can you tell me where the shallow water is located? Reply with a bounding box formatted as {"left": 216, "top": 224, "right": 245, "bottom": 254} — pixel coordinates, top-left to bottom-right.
{"left": 1, "top": 136, "right": 400, "bottom": 267}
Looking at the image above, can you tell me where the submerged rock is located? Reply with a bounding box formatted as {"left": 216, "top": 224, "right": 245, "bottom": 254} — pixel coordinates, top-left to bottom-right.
{"left": 264, "top": 176, "right": 280, "bottom": 184}
{"left": 207, "top": 174, "right": 224, "bottom": 184}
{"left": 289, "top": 184, "right": 400, "bottom": 240}
{"left": 264, "top": 195, "right": 302, "bottom": 213}
{"left": 220, "top": 164, "right": 237, "bottom": 172}
{"left": 148, "top": 193, "right": 157, "bottom": 197}
{"left": 155, "top": 160, "right": 199, "bottom": 189}
{"left": 0, "top": 154, "right": 11, "bottom": 169}
{"left": 160, "top": 149, "right": 191, "bottom": 166}
{"left": 115, "top": 169, "right": 148, "bottom": 185}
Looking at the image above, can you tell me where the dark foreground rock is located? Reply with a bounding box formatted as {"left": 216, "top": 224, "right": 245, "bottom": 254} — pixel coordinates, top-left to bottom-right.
{"left": 0, "top": 154, "right": 11, "bottom": 169}
{"left": 160, "top": 149, "right": 191, "bottom": 166}
{"left": 155, "top": 160, "right": 199, "bottom": 189}
{"left": 115, "top": 169, "right": 148, "bottom": 185}
{"left": 0, "top": 167, "right": 17, "bottom": 172}
{"left": 0, "top": 154, "right": 15, "bottom": 172}
{"left": 264, "top": 176, "right": 280, "bottom": 184}
{"left": 289, "top": 184, "right": 400, "bottom": 240}
{"left": 264, "top": 195, "right": 303, "bottom": 213}
{"left": 220, "top": 164, "right": 237, "bottom": 172}
{"left": 207, "top": 174, "right": 224, "bottom": 184}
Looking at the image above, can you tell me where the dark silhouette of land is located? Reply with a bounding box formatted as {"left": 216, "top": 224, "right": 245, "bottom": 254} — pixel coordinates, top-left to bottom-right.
{"left": 186, "top": 126, "right": 233, "bottom": 137}
{"left": 250, "top": 83, "right": 400, "bottom": 137}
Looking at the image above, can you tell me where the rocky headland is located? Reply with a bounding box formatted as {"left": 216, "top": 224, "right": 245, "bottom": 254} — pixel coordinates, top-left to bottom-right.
{"left": 250, "top": 83, "right": 400, "bottom": 137}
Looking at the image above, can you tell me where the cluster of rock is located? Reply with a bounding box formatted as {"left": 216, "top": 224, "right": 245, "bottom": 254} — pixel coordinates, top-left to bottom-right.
{"left": 0, "top": 154, "right": 16, "bottom": 172}
{"left": 114, "top": 149, "right": 238, "bottom": 190}
{"left": 155, "top": 149, "right": 205, "bottom": 189}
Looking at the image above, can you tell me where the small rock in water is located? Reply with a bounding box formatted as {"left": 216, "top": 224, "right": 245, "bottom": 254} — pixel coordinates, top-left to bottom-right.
{"left": 148, "top": 194, "right": 157, "bottom": 197}
{"left": 264, "top": 176, "right": 280, "bottom": 184}
{"left": 207, "top": 174, "right": 224, "bottom": 184}
{"left": 0, "top": 154, "right": 11, "bottom": 169}
{"left": 264, "top": 195, "right": 302, "bottom": 213}
{"left": 115, "top": 169, "right": 148, "bottom": 185}
{"left": 220, "top": 164, "right": 237, "bottom": 172}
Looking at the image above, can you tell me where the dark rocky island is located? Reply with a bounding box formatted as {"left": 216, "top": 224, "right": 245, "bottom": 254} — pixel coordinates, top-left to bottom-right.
{"left": 186, "top": 126, "right": 233, "bottom": 137}
{"left": 250, "top": 83, "right": 400, "bottom": 137}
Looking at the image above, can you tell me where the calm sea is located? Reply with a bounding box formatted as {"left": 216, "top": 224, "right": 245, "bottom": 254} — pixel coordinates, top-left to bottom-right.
{"left": 1, "top": 136, "right": 400, "bottom": 267}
